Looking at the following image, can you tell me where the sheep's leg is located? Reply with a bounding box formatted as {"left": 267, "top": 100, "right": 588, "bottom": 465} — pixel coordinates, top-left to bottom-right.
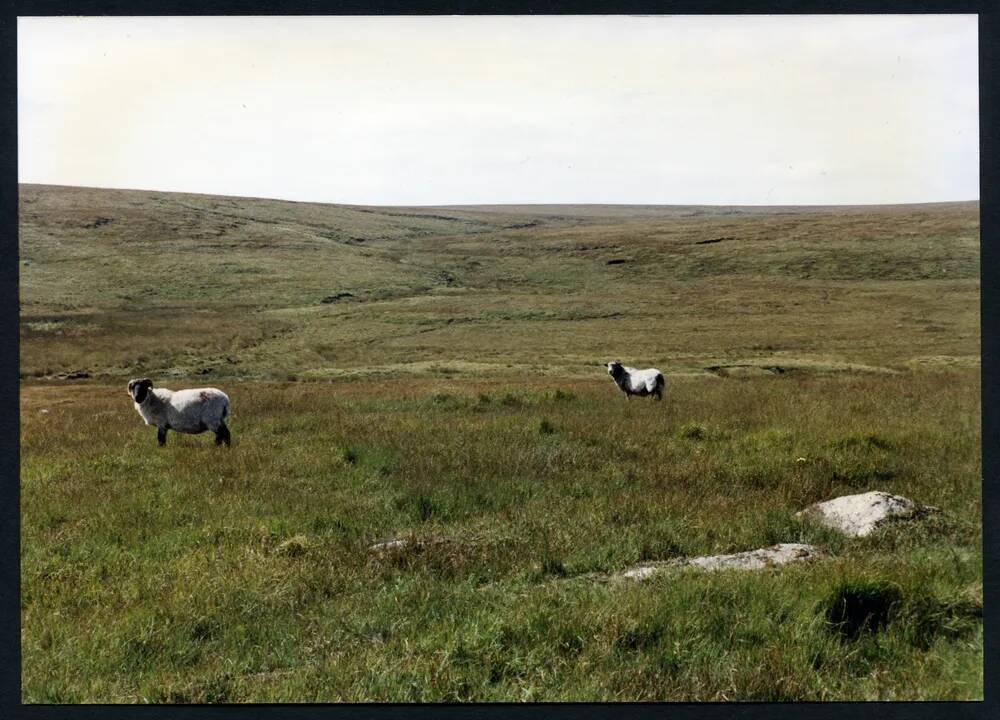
{"left": 157, "top": 427, "right": 168, "bottom": 446}
{"left": 215, "top": 422, "right": 231, "bottom": 447}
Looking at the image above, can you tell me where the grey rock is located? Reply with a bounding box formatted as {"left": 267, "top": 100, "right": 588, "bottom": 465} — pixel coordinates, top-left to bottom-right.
{"left": 619, "top": 543, "right": 820, "bottom": 581}
{"left": 369, "top": 538, "right": 411, "bottom": 553}
{"left": 796, "top": 491, "right": 938, "bottom": 537}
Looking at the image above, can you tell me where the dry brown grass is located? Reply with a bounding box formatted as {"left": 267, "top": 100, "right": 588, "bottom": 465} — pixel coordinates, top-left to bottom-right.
{"left": 19, "top": 185, "right": 978, "bottom": 381}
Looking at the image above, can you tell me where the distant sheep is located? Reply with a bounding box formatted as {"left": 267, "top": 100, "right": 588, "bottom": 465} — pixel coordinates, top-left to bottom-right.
{"left": 127, "top": 378, "right": 231, "bottom": 446}
{"left": 606, "top": 361, "right": 666, "bottom": 401}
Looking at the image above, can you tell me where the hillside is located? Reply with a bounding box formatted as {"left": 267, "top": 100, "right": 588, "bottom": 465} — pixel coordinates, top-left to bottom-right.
{"left": 19, "top": 184, "right": 979, "bottom": 381}
{"left": 18, "top": 184, "right": 982, "bottom": 702}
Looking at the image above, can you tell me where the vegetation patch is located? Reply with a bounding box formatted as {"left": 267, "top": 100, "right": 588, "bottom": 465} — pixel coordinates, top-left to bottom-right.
{"left": 337, "top": 443, "right": 398, "bottom": 476}
{"left": 18, "top": 186, "right": 981, "bottom": 701}
{"left": 897, "top": 585, "right": 983, "bottom": 650}
{"left": 274, "top": 534, "right": 310, "bottom": 557}
{"left": 831, "top": 433, "right": 895, "bottom": 452}
{"left": 819, "top": 579, "right": 903, "bottom": 640}
{"left": 677, "top": 422, "right": 711, "bottom": 440}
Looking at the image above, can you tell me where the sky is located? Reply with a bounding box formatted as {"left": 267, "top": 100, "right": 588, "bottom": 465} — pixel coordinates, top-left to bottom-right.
{"left": 18, "top": 15, "right": 979, "bottom": 206}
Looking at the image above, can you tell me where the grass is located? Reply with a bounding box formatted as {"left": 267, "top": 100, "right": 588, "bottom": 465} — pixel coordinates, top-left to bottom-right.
{"left": 20, "top": 373, "right": 981, "bottom": 702}
{"left": 18, "top": 184, "right": 981, "bottom": 701}
{"left": 19, "top": 185, "right": 979, "bottom": 381}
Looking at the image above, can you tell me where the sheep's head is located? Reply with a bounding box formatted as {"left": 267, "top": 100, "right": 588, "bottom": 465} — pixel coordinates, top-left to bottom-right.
{"left": 606, "top": 361, "right": 624, "bottom": 379}
{"left": 127, "top": 378, "right": 153, "bottom": 403}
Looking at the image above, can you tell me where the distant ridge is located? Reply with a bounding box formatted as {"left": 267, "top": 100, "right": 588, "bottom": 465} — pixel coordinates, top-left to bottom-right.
{"left": 18, "top": 183, "right": 980, "bottom": 218}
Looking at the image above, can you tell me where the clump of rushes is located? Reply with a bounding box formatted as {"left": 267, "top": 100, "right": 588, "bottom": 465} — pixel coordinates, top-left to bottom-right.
{"left": 341, "top": 445, "right": 360, "bottom": 465}
{"left": 275, "top": 534, "right": 309, "bottom": 557}
{"left": 538, "top": 419, "right": 556, "bottom": 435}
{"left": 678, "top": 423, "right": 707, "bottom": 440}
{"left": 819, "top": 579, "right": 903, "bottom": 640}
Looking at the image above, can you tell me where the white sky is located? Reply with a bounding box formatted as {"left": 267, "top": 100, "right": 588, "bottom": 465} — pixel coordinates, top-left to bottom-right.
{"left": 18, "top": 15, "right": 979, "bottom": 206}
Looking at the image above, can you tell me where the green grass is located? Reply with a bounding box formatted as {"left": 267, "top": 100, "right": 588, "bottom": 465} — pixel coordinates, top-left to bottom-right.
{"left": 19, "top": 185, "right": 981, "bottom": 701}
{"left": 21, "top": 373, "right": 981, "bottom": 701}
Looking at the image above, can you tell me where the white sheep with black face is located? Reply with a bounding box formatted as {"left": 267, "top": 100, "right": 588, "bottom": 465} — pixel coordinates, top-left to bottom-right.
{"left": 127, "top": 378, "right": 231, "bottom": 446}
{"left": 605, "top": 361, "right": 665, "bottom": 401}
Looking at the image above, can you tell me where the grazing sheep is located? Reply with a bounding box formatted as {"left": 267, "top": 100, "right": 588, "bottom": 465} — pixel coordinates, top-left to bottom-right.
{"left": 127, "top": 378, "right": 231, "bottom": 447}
{"left": 606, "top": 361, "right": 666, "bottom": 401}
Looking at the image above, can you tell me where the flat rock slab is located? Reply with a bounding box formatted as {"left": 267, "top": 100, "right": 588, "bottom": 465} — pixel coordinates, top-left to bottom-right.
{"left": 369, "top": 539, "right": 411, "bottom": 553}
{"left": 796, "top": 491, "right": 937, "bottom": 537}
{"left": 369, "top": 535, "right": 449, "bottom": 555}
{"left": 619, "top": 543, "right": 820, "bottom": 581}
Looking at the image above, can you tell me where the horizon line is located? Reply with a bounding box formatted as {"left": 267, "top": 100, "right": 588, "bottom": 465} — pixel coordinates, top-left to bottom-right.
{"left": 18, "top": 181, "right": 982, "bottom": 210}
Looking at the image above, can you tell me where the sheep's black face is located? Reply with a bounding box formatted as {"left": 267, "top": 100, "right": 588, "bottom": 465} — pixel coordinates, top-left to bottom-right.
{"left": 606, "top": 362, "right": 624, "bottom": 380}
{"left": 128, "top": 378, "right": 152, "bottom": 404}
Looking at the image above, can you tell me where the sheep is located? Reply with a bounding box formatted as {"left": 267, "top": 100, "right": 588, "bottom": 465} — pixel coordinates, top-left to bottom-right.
{"left": 127, "top": 378, "right": 231, "bottom": 446}
{"left": 606, "top": 361, "right": 666, "bottom": 401}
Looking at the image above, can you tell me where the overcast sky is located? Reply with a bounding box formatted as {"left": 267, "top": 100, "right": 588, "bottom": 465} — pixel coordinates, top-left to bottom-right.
{"left": 18, "top": 15, "right": 978, "bottom": 206}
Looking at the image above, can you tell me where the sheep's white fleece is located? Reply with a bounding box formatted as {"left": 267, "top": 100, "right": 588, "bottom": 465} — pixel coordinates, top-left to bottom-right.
{"left": 135, "top": 387, "right": 230, "bottom": 433}
{"left": 616, "top": 366, "right": 664, "bottom": 395}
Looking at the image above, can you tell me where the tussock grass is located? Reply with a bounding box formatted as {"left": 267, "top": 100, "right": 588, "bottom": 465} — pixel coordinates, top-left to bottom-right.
{"left": 20, "top": 372, "right": 981, "bottom": 701}
{"left": 820, "top": 579, "right": 904, "bottom": 639}
{"left": 19, "top": 186, "right": 980, "bottom": 701}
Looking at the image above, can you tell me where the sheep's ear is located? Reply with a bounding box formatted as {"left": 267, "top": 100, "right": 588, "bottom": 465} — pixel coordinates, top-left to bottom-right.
{"left": 127, "top": 379, "right": 135, "bottom": 391}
